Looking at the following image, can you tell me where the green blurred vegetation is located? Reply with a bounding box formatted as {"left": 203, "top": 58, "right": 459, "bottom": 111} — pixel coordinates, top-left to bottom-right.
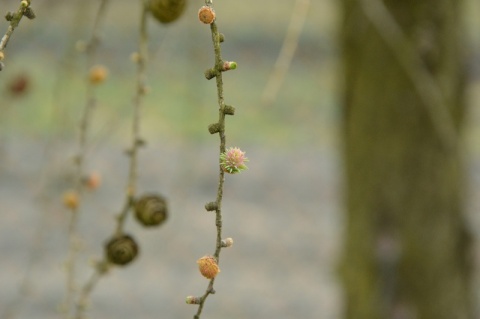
{"left": 0, "top": 0, "right": 337, "bottom": 149}
{"left": 0, "top": 0, "right": 479, "bottom": 150}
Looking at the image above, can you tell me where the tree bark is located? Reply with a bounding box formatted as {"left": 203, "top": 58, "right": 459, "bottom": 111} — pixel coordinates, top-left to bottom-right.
{"left": 339, "top": 0, "right": 473, "bottom": 318}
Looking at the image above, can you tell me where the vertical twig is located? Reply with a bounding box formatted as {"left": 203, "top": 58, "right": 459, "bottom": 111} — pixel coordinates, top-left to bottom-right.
{"left": 189, "top": 2, "right": 245, "bottom": 318}
{"left": 116, "top": 0, "right": 149, "bottom": 233}
{"left": 73, "top": 1, "right": 149, "bottom": 317}
{"left": 62, "top": 0, "right": 110, "bottom": 317}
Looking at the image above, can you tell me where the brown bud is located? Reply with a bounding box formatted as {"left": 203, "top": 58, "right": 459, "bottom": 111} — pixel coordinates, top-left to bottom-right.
{"left": 204, "top": 68, "right": 217, "bottom": 80}
{"left": 208, "top": 123, "right": 221, "bottom": 134}
{"left": 197, "top": 255, "right": 220, "bottom": 279}
{"left": 105, "top": 234, "right": 139, "bottom": 266}
{"left": 82, "top": 172, "right": 101, "bottom": 190}
{"left": 134, "top": 194, "right": 168, "bottom": 227}
{"left": 5, "top": 12, "right": 14, "bottom": 21}
{"left": 88, "top": 65, "right": 108, "bottom": 85}
{"left": 223, "top": 105, "right": 235, "bottom": 115}
{"left": 63, "top": 191, "right": 79, "bottom": 210}
{"left": 149, "top": 0, "right": 186, "bottom": 24}
{"left": 8, "top": 74, "right": 29, "bottom": 96}
{"left": 205, "top": 201, "right": 218, "bottom": 212}
{"left": 198, "top": 6, "right": 215, "bottom": 24}
{"left": 24, "top": 7, "right": 36, "bottom": 19}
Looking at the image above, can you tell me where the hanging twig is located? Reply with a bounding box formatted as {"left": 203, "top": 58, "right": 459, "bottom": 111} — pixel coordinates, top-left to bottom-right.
{"left": 187, "top": 2, "right": 247, "bottom": 318}
{"left": 73, "top": 1, "right": 149, "bottom": 317}
{"left": 62, "top": 0, "right": 111, "bottom": 317}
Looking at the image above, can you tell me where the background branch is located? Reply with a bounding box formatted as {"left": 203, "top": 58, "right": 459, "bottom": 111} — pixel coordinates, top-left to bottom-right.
{"left": 261, "top": 0, "right": 310, "bottom": 107}
{"left": 73, "top": 1, "right": 149, "bottom": 317}
{"left": 0, "top": 0, "right": 34, "bottom": 54}
{"left": 63, "top": 0, "right": 110, "bottom": 317}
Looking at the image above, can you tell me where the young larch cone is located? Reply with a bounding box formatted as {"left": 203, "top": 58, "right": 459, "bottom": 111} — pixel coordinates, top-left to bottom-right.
{"left": 198, "top": 6, "right": 215, "bottom": 24}
{"left": 134, "top": 194, "right": 168, "bottom": 227}
{"left": 149, "top": 0, "right": 186, "bottom": 24}
{"left": 105, "top": 234, "right": 139, "bottom": 266}
{"left": 197, "top": 255, "right": 220, "bottom": 279}
{"left": 220, "top": 147, "right": 249, "bottom": 174}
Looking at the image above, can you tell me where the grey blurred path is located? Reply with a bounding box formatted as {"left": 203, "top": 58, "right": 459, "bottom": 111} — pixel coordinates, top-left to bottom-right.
{"left": 0, "top": 137, "right": 343, "bottom": 319}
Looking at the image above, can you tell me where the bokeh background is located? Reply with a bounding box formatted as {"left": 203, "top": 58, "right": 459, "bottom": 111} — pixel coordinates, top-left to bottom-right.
{"left": 0, "top": 0, "right": 479, "bottom": 318}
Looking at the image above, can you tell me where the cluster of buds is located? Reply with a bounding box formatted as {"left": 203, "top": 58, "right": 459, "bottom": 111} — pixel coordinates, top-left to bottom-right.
{"left": 62, "top": 172, "right": 100, "bottom": 210}
{"left": 5, "top": 1, "right": 35, "bottom": 21}
{"left": 204, "top": 61, "right": 238, "bottom": 80}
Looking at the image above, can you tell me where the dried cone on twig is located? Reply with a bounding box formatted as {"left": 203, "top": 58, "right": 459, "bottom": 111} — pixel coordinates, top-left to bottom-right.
{"left": 197, "top": 255, "right": 220, "bottom": 279}
{"left": 105, "top": 234, "right": 139, "bottom": 266}
{"left": 149, "top": 0, "right": 186, "bottom": 24}
{"left": 134, "top": 194, "right": 168, "bottom": 227}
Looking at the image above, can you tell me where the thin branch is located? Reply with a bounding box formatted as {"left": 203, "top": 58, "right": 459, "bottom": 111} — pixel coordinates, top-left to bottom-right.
{"left": 0, "top": 0, "right": 34, "bottom": 52}
{"left": 73, "top": 1, "right": 149, "bottom": 317}
{"left": 193, "top": 3, "right": 234, "bottom": 318}
{"left": 359, "top": 0, "right": 458, "bottom": 151}
{"left": 116, "top": 0, "right": 149, "bottom": 235}
{"left": 63, "top": 0, "right": 110, "bottom": 317}
{"left": 261, "top": 0, "right": 310, "bottom": 107}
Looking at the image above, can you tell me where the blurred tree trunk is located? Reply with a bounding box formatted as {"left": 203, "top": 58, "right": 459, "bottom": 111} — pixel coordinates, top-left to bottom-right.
{"left": 339, "top": 0, "right": 473, "bottom": 318}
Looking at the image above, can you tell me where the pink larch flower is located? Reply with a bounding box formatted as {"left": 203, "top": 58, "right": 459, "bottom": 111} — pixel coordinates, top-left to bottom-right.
{"left": 220, "top": 147, "right": 249, "bottom": 174}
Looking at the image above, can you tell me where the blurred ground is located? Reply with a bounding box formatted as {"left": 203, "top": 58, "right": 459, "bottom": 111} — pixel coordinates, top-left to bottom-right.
{"left": 0, "top": 0, "right": 480, "bottom": 318}
{"left": 0, "top": 138, "right": 342, "bottom": 319}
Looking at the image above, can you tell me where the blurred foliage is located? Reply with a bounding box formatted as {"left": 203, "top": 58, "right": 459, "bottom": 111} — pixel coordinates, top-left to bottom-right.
{"left": 0, "top": 0, "right": 478, "bottom": 150}
{"left": 0, "top": 0, "right": 337, "bottom": 149}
